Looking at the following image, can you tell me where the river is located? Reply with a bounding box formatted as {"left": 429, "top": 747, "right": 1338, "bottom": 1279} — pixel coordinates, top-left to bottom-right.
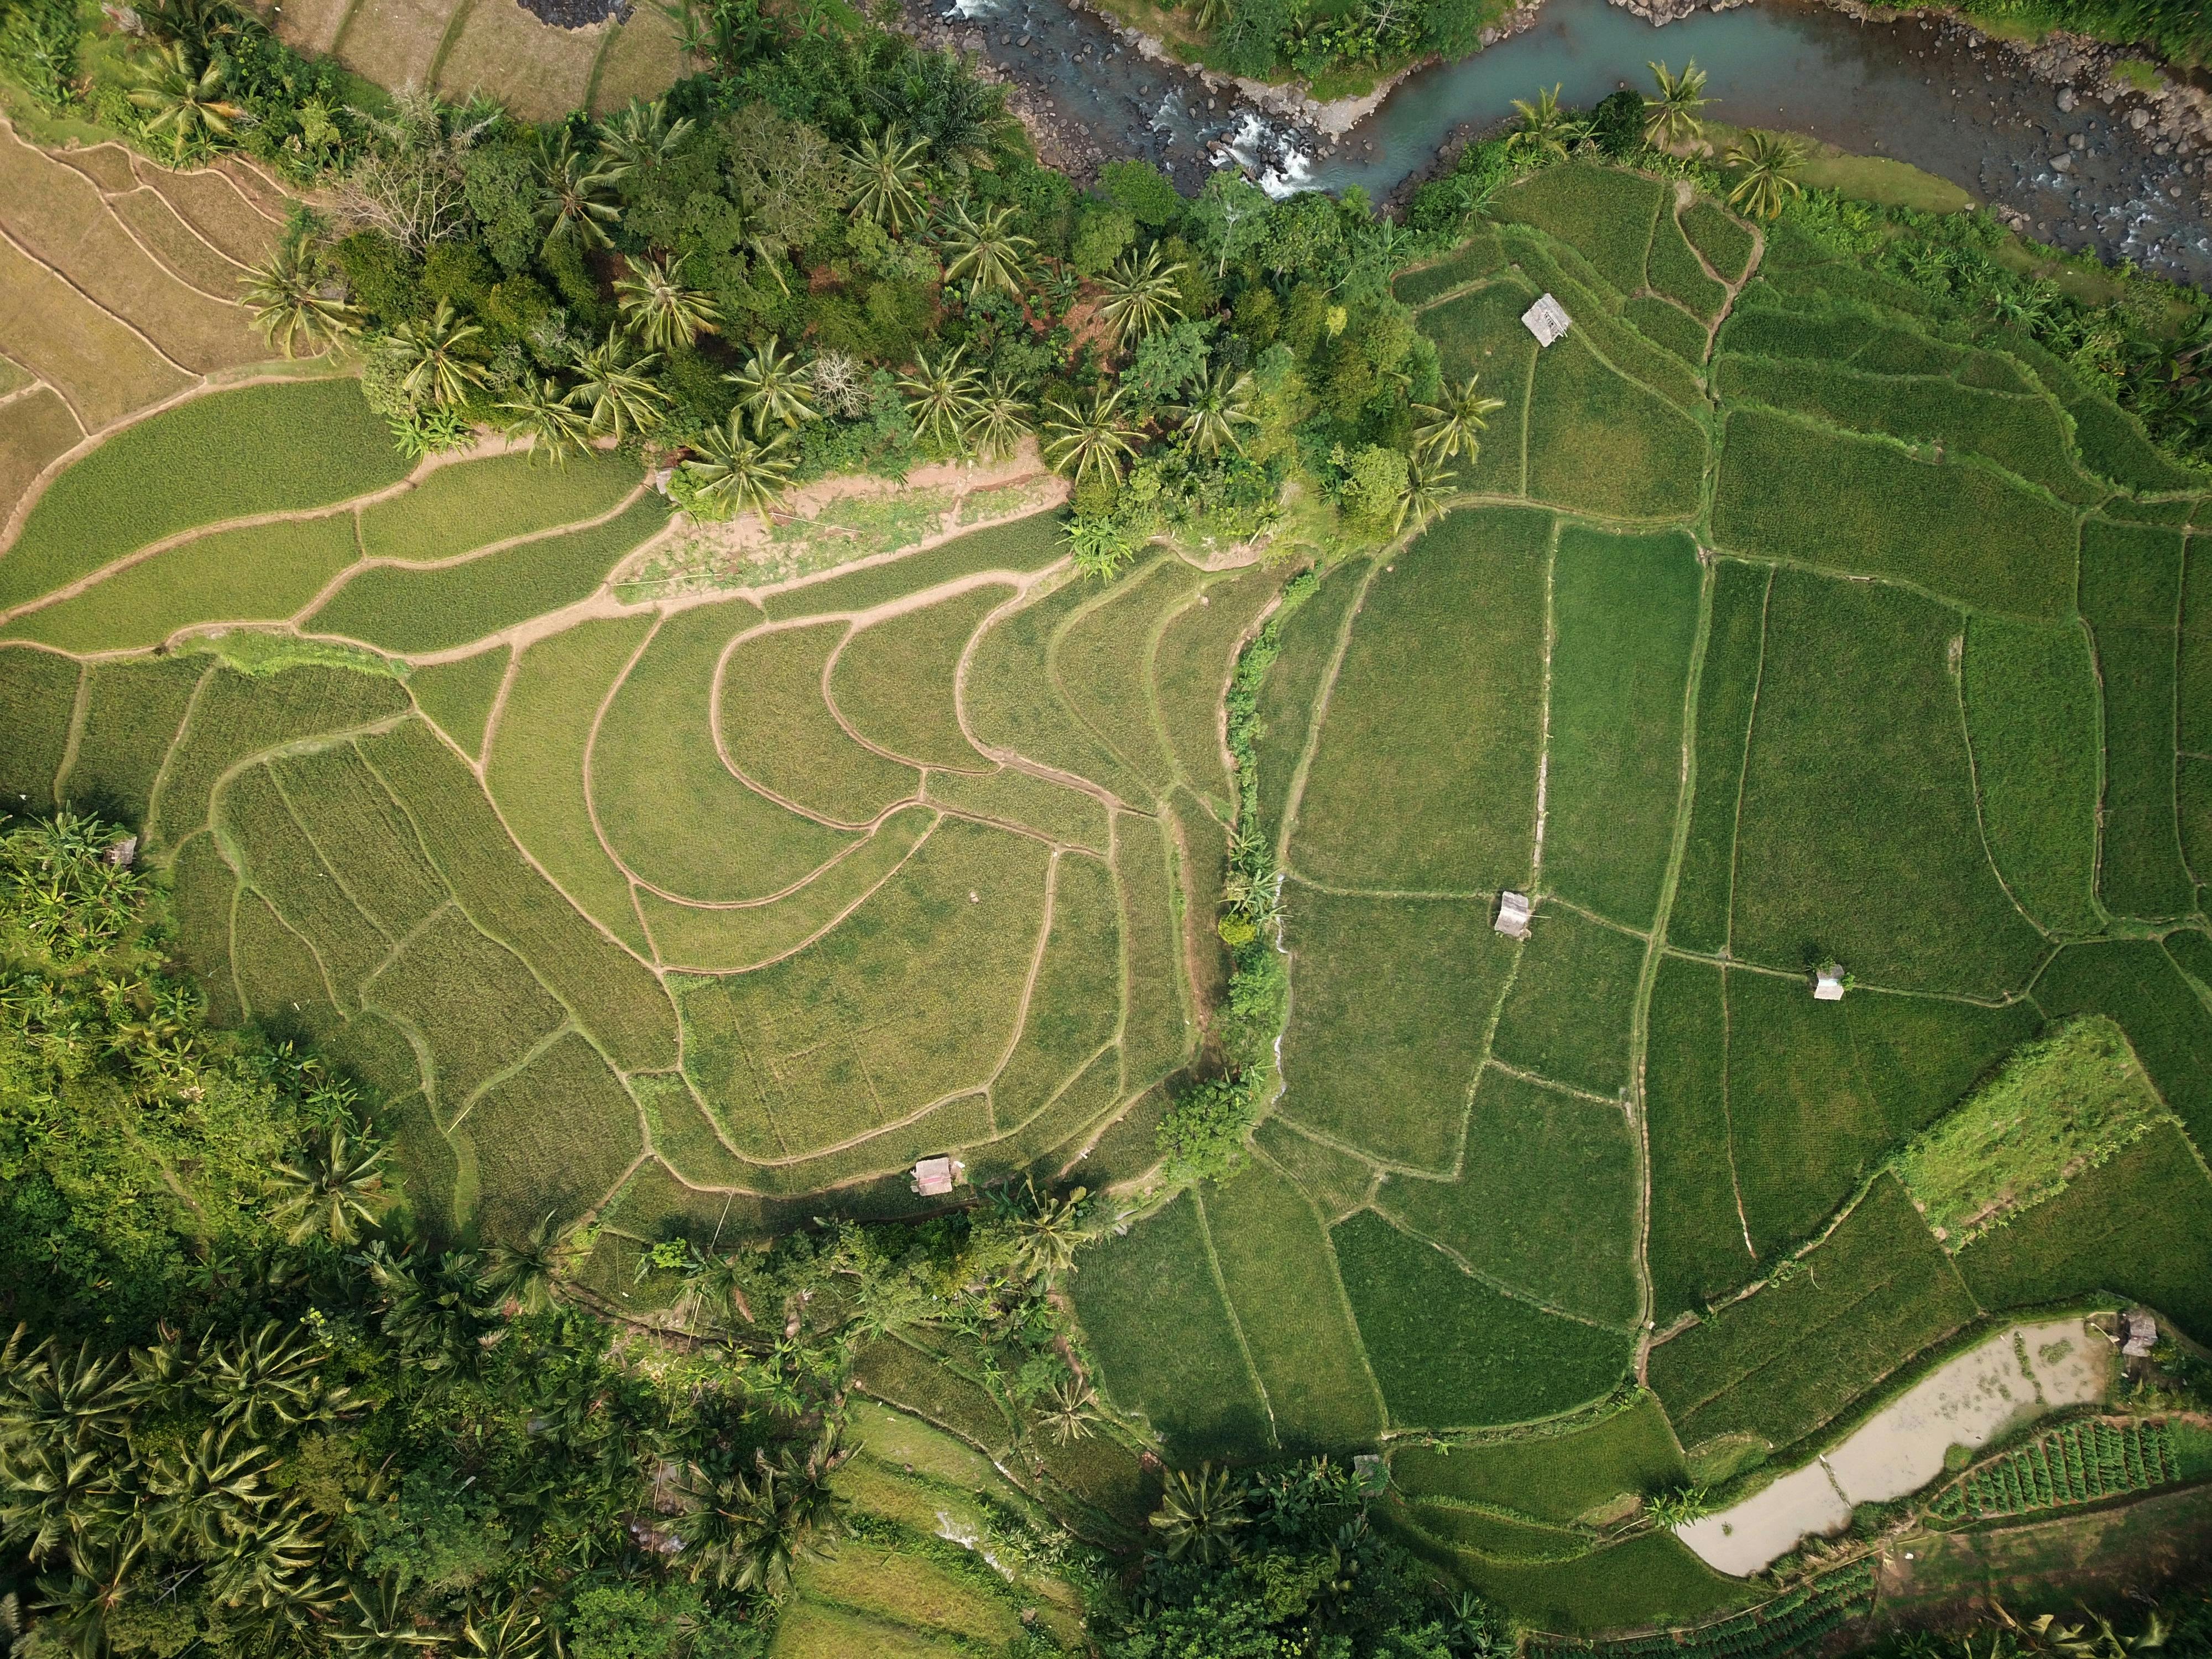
{"left": 905, "top": 0, "right": 2212, "bottom": 284}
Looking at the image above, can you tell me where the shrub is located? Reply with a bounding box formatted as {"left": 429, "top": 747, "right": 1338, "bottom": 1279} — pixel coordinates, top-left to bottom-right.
{"left": 1157, "top": 1075, "right": 1260, "bottom": 1183}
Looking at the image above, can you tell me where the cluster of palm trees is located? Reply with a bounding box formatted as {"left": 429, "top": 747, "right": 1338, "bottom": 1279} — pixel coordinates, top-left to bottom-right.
{"left": 1505, "top": 63, "right": 1808, "bottom": 221}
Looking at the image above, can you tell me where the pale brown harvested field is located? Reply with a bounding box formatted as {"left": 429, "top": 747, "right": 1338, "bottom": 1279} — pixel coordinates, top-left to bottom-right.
{"left": 133, "top": 163, "right": 284, "bottom": 267}
{"left": 270, "top": 0, "right": 359, "bottom": 57}
{"left": 110, "top": 189, "right": 250, "bottom": 297}
{"left": 51, "top": 144, "right": 138, "bottom": 193}
{"left": 0, "top": 138, "right": 260, "bottom": 372}
{"left": 336, "top": 0, "right": 466, "bottom": 95}
{"left": 437, "top": 0, "right": 605, "bottom": 121}
{"left": 588, "top": 2, "right": 684, "bottom": 113}
{"left": 0, "top": 236, "right": 192, "bottom": 430}
{"left": 0, "top": 388, "right": 83, "bottom": 527}
{"left": 213, "top": 158, "right": 296, "bottom": 222}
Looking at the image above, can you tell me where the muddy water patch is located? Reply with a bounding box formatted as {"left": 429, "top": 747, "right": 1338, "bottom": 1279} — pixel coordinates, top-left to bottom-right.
{"left": 1676, "top": 1316, "right": 2111, "bottom": 1577}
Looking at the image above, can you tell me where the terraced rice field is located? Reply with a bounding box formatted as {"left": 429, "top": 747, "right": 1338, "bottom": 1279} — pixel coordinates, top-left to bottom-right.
{"left": 7, "top": 150, "right": 2212, "bottom": 1639}
{"left": 1068, "top": 165, "right": 2212, "bottom": 1625}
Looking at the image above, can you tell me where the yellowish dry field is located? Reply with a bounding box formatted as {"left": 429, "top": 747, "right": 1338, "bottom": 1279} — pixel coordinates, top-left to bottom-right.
{"left": 436, "top": 0, "right": 607, "bottom": 121}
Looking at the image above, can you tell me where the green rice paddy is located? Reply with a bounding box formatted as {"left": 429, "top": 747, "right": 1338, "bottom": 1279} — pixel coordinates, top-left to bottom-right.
{"left": 6, "top": 155, "right": 2211, "bottom": 1640}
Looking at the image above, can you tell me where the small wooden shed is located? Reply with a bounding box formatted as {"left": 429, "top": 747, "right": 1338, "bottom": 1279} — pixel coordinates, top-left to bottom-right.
{"left": 1813, "top": 968, "right": 1846, "bottom": 1001}
{"left": 1495, "top": 890, "right": 1532, "bottom": 940}
{"left": 1522, "top": 294, "right": 1572, "bottom": 347}
{"left": 910, "top": 1156, "right": 966, "bottom": 1197}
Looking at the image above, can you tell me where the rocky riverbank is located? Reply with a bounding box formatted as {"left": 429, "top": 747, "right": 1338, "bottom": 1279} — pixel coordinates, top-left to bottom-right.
{"left": 902, "top": 0, "right": 2210, "bottom": 281}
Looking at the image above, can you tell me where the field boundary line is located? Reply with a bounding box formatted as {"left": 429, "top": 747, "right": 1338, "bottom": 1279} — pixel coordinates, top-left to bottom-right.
{"left": 948, "top": 573, "right": 1144, "bottom": 819}
{"left": 1278, "top": 873, "right": 1491, "bottom": 902}
{"left": 1262, "top": 1105, "right": 1464, "bottom": 1185}
{"left": 427, "top": 0, "right": 479, "bottom": 91}
{"left": 140, "top": 661, "right": 217, "bottom": 857}
{"left": 119, "top": 179, "right": 261, "bottom": 275}
{"left": 1479, "top": 1057, "right": 1621, "bottom": 1110}
{"left": 98, "top": 190, "right": 251, "bottom": 307}
{"left": 1271, "top": 554, "right": 1380, "bottom": 868}
{"left": 231, "top": 870, "right": 351, "bottom": 1020}
{"left": 640, "top": 805, "right": 935, "bottom": 916}
{"left": 360, "top": 895, "right": 461, "bottom": 994}
{"left": 445, "top": 1019, "right": 577, "bottom": 1134}
{"left": 706, "top": 619, "right": 927, "bottom": 832}
{"left": 711, "top": 1081, "right": 1000, "bottom": 1177}
{"left": 341, "top": 481, "right": 655, "bottom": 575}
{"left": 0, "top": 431, "right": 519, "bottom": 625}
{"left": 818, "top": 609, "right": 990, "bottom": 775}
{"left": 1251, "top": 1140, "right": 1392, "bottom": 1428}
{"left": 367, "top": 707, "right": 671, "bottom": 988}
{"left": 1189, "top": 1190, "right": 1282, "bottom": 1449}
{"left": 1951, "top": 625, "right": 2063, "bottom": 943}
{"left": 0, "top": 216, "right": 200, "bottom": 379}
{"left": 1363, "top": 1199, "right": 1639, "bottom": 1336}
{"left": 49, "top": 656, "right": 90, "bottom": 808}
{"left": 472, "top": 643, "right": 521, "bottom": 768}
{"left": 1537, "top": 894, "right": 1651, "bottom": 945}
{"left": 179, "top": 709, "right": 414, "bottom": 860}
{"left": 995, "top": 1038, "right": 1123, "bottom": 1144}
{"left": 979, "top": 847, "right": 1061, "bottom": 1130}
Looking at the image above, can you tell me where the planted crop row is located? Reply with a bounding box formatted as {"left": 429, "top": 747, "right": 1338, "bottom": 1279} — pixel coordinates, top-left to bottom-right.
{"left": 1932, "top": 1420, "right": 2179, "bottom": 1520}
{"left": 1552, "top": 1562, "right": 1876, "bottom": 1659}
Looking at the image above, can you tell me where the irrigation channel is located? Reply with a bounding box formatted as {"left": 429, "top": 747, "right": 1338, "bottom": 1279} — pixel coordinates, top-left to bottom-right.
{"left": 901, "top": 0, "right": 2212, "bottom": 284}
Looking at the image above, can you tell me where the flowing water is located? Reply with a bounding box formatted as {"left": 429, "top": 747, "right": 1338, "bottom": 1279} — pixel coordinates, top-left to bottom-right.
{"left": 912, "top": 0, "right": 2212, "bottom": 283}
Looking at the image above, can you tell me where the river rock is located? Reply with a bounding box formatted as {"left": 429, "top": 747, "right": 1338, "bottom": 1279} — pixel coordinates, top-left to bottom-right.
{"left": 2129, "top": 107, "right": 2150, "bottom": 130}
{"left": 2057, "top": 86, "right": 2076, "bottom": 112}
{"left": 2051, "top": 153, "right": 2073, "bottom": 170}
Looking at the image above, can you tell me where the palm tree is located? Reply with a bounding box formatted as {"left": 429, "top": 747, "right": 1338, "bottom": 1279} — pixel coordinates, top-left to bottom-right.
{"left": 848, "top": 127, "right": 931, "bottom": 234}
{"left": 681, "top": 418, "right": 796, "bottom": 523}
{"left": 128, "top": 41, "right": 245, "bottom": 161}
{"left": 962, "top": 375, "right": 1031, "bottom": 461}
{"left": 1507, "top": 84, "right": 1584, "bottom": 160}
{"left": 497, "top": 375, "right": 594, "bottom": 467}
{"left": 898, "top": 343, "right": 984, "bottom": 448}
{"left": 1041, "top": 386, "right": 1140, "bottom": 488}
{"left": 30, "top": 1535, "right": 143, "bottom": 1659}
{"left": 614, "top": 256, "right": 719, "bottom": 353}
{"left": 726, "top": 337, "right": 821, "bottom": 435}
{"left": 564, "top": 327, "right": 669, "bottom": 440}
{"left": 1643, "top": 60, "right": 1709, "bottom": 148}
{"left": 596, "top": 96, "right": 693, "bottom": 173}
{"left": 1411, "top": 373, "right": 1505, "bottom": 463}
{"left": 480, "top": 1212, "right": 568, "bottom": 1313}
{"left": 2, "top": 1338, "right": 136, "bottom": 1451}
{"left": 1393, "top": 453, "right": 1458, "bottom": 535}
{"left": 1004, "top": 1179, "right": 1091, "bottom": 1290}
{"left": 144, "top": 1422, "right": 274, "bottom": 1551}
{"left": 536, "top": 130, "right": 623, "bottom": 255}
{"left": 202, "top": 1321, "right": 317, "bottom": 1437}
{"left": 458, "top": 1600, "right": 544, "bottom": 1659}
{"left": 1174, "top": 363, "right": 1256, "bottom": 458}
{"left": 341, "top": 1574, "right": 441, "bottom": 1659}
{"left": 1039, "top": 1377, "right": 1100, "bottom": 1445}
{"left": 1726, "top": 129, "right": 1808, "bottom": 221}
{"left": 240, "top": 238, "right": 359, "bottom": 358}
{"left": 387, "top": 300, "right": 488, "bottom": 409}
{"left": 0, "top": 1443, "right": 106, "bottom": 1562}
{"left": 271, "top": 1123, "right": 385, "bottom": 1246}
{"left": 1149, "top": 1463, "right": 1246, "bottom": 1563}
{"left": 1096, "top": 244, "right": 1188, "bottom": 348}
{"left": 1191, "top": 0, "right": 1229, "bottom": 28}
{"left": 678, "top": 1464, "right": 774, "bottom": 1589}
{"left": 941, "top": 200, "right": 1034, "bottom": 299}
